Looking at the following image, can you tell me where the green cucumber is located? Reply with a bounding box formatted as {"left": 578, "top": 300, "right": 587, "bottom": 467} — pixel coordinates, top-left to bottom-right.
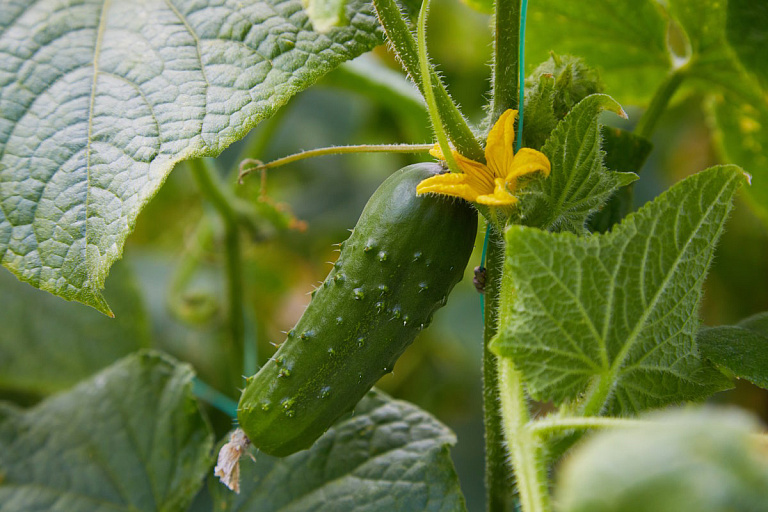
{"left": 238, "top": 162, "right": 477, "bottom": 456}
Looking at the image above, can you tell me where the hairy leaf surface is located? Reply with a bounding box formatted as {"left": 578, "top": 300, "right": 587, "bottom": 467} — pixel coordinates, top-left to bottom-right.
{"left": 493, "top": 165, "right": 746, "bottom": 413}
{"left": 213, "top": 390, "right": 467, "bottom": 512}
{"left": 519, "top": 94, "right": 637, "bottom": 234}
{"left": 0, "top": 0, "right": 382, "bottom": 313}
{"left": 0, "top": 352, "right": 213, "bottom": 511}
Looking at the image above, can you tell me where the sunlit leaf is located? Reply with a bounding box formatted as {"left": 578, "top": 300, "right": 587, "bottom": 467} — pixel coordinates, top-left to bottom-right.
{"left": 493, "top": 165, "right": 746, "bottom": 413}
{"left": 0, "top": 0, "right": 382, "bottom": 314}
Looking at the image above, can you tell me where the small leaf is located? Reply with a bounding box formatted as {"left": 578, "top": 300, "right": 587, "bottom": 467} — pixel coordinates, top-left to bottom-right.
{"left": 0, "top": 351, "right": 213, "bottom": 512}
{"left": 493, "top": 165, "right": 746, "bottom": 414}
{"left": 557, "top": 408, "right": 768, "bottom": 512}
{"left": 0, "top": 0, "right": 382, "bottom": 314}
{"left": 0, "top": 262, "right": 150, "bottom": 395}
{"left": 519, "top": 94, "right": 637, "bottom": 234}
{"left": 699, "top": 312, "right": 768, "bottom": 390}
{"left": 212, "top": 389, "right": 467, "bottom": 512}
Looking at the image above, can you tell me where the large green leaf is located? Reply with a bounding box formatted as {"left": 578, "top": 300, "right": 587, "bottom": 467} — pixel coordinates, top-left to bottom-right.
{"left": 0, "top": 0, "right": 382, "bottom": 314}
{"left": 492, "top": 165, "right": 746, "bottom": 413}
{"left": 213, "top": 389, "right": 467, "bottom": 512}
{"left": 519, "top": 94, "right": 637, "bottom": 234}
{"left": 0, "top": 262, "right": 149, "bottom": 395}
{"left": 699, "top": 312, "right": 768, "bottom": 390}
{"left": 0, "top": 351, "right": 213, "bottom": 511}
{"left": 557, "top": 408, "right": 768, "bottom": 512}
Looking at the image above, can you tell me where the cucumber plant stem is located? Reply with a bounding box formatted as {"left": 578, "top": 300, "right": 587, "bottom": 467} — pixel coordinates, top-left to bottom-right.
{"left": 372, "top": 0, "right": 484, "bottom": 161}
{"left": 634, "top": 66, "right": 687, "bottom": 139}
{"left": 530, "top": 416, "right": 650, "bottom": 438}
{"left": 189, "top": 158, "right": 246, "bottom": 382}
{"left": 484, "top": 1, "right": 526, "bottom": 510}
{"left": 498, "top": 359, "right": 551, "bottom": 512}
{"left": 238, "top": 144, "right": 434, "bottom": 182}
{"left": 483, "top": 229, "right": 515, "bottom": 512}
{"left": 417, "top": 0, "right": 461, "bottom": 174}
{"left": 490, "top": 0, "right": 521, "bottom": 123}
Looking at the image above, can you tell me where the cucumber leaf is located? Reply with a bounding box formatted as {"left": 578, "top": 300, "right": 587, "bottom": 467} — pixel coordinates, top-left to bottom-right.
{"left": 0, "top": 351, "right": 213, "bottom": 512}
{"left": 519, "top": 94, "right": 638, "bottom": 234}
{"left": 212, "top": 389, "right": 467, "bottom": 512}
{"left": 492, "top": 165, "right": 747, "bottom": 413}
{"left": 0, "top": 262, "right": 150, "bottom": 396}
{"left": 699, "top": 312, "right": 768, "bottom": 390}
{"left": 0, "top": 0, "right": 382, "bottom": 314}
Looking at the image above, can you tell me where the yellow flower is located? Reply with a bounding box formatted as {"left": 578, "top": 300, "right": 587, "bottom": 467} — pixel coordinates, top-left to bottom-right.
{"left": 416, "top": 110, "right": 551, "bottom": 206}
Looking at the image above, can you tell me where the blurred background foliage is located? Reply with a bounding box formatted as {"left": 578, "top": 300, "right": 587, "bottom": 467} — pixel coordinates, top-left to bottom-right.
{"left": 1, "top": 0, "right": 767, "bottom": 510}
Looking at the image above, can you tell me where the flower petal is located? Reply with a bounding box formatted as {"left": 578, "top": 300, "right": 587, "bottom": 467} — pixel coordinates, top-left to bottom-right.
{"left": 429, "top": 143, "right": 445, "bottom": 160}
{"left": 475, "top": 178, "right": 518, "bottom": 206}
{"left": 486, "top": 109, "right": 518, "bottom": 180}
{"left": 416, "top": 172, "right": 480, "bottom": 203}
{"left": 506, "top": 147, "right": 552, "bottom": 186}
{"left": 429, "top": 144, "right": 495, "bottom": 193}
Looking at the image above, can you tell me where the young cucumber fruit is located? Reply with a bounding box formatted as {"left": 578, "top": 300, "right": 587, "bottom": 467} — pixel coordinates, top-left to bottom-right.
{"left": 238, "top": 162, "right": 478, "bottom": 456}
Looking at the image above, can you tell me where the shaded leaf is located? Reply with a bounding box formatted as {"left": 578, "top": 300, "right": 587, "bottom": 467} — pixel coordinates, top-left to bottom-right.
{"left": 726, "top": 0, "right": 768, "bottom": 89}
{"left": 0, "top": 351, "right": 213, "bottom": 512}
{"left": 212, "top": 389, "right": 467, "bottom": 512}
{"left": 0, "top": 262, "right": 150, "bottom": 395}
{"left": 493, "top": 165, "right": 746, "bottom": 413}
{"left": 699, "top": 312, "right": 768, "bottom": 390}
{"left": 0, "top": 0, "right": 382, "bottom": 314}
{"left": 587, "top": 127, "right": 653, "bottom": 233}
{"left": 519, "top": 94, "right": 637, "bottom": 234}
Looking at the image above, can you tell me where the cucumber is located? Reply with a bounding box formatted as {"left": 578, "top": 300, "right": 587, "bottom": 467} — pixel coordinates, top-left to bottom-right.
{"left": 238, "top": 162, "right": 478, "bottom": 456}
